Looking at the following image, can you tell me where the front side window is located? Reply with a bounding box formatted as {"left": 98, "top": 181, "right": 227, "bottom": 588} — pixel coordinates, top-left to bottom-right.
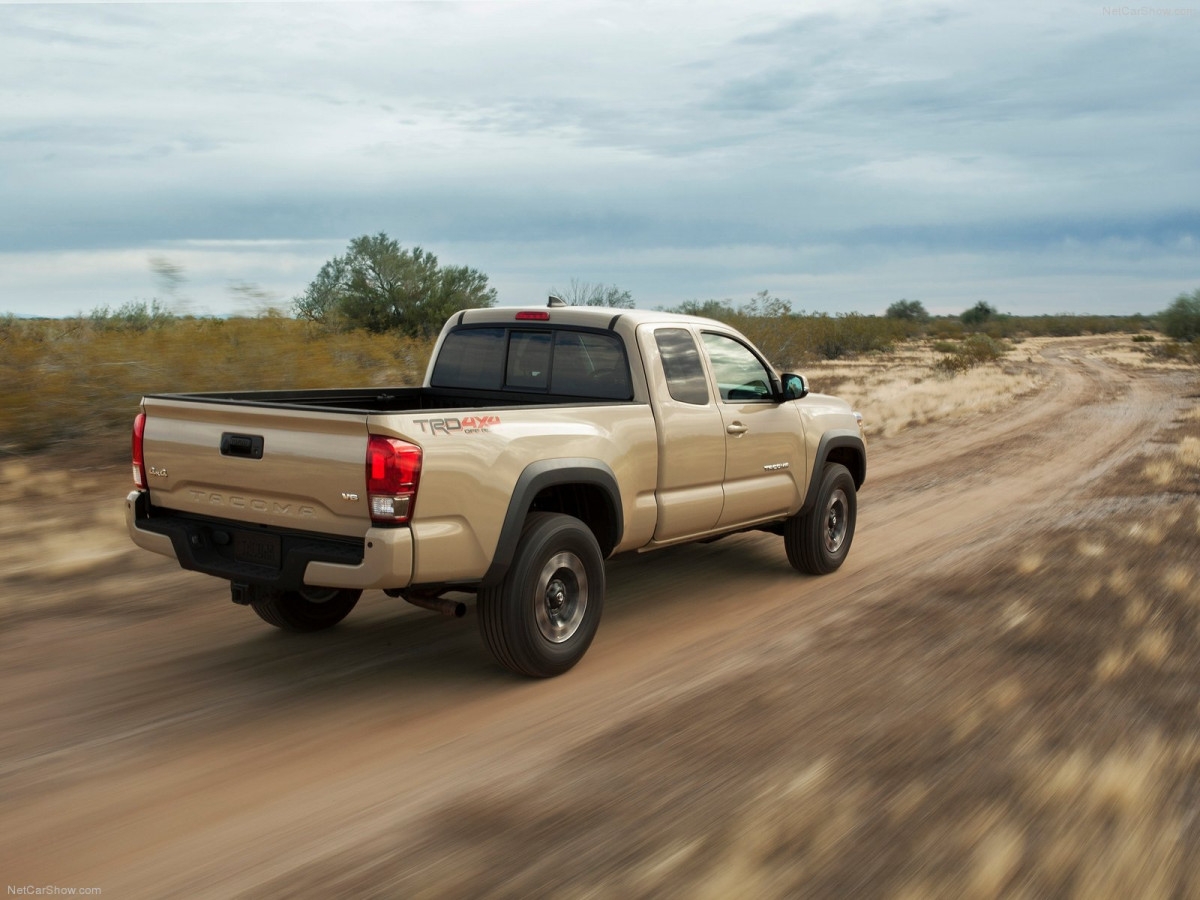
{"left": 701, "top": 332, "right": 773, "bottom": 401}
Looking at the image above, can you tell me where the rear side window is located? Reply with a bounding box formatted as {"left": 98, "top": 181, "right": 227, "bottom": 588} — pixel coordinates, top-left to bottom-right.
{"left": 654, "top": 328, "right": 709, "bottom": 405}
{"left": 431, "top": 327, "right": 632, "bottom": 400}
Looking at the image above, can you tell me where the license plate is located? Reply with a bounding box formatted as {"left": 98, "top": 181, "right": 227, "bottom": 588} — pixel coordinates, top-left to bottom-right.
{"left": 233, "top": 531, "right": 281, "bottom": 568}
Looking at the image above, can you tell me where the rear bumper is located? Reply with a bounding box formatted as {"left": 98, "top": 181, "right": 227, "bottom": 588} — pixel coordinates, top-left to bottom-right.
{"left": 125, "top": 491, "right": 414, "bottom": 591}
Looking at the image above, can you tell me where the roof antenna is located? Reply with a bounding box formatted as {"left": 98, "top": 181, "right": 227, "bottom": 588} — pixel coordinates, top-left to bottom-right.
{"left": 547, "top": 295, "right": 567, "bottom": 308}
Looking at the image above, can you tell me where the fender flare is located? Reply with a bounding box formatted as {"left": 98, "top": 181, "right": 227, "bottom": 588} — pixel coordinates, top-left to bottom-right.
{"left": 481, "top": 459, "right": 623, "bottom": 587}
{"left": 799, "top": 430, "right": 866, "bottom": 514}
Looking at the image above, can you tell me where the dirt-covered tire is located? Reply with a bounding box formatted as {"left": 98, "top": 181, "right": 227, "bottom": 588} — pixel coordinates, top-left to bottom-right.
{"left": 477, "top": 512, "right": 605, "bottom": 677}
{"left": 250, "top": 586, "right": 361, "bottom": 632}
{"left": 785, "top": 462, "right": 857, "bottom": 575}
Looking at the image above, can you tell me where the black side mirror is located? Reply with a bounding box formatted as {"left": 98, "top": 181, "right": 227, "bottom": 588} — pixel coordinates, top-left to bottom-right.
{"left": 779, "top": 373, "right": 808, "bottom": 400}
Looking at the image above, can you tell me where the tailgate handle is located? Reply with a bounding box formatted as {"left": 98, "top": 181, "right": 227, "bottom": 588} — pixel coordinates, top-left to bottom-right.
{"left": 220, "top": 433, "right": 264, "bottom": 459}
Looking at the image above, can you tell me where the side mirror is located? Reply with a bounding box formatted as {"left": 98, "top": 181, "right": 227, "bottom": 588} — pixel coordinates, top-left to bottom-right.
{"left": 779, "top": 373, "right": 808, "bottom": 401}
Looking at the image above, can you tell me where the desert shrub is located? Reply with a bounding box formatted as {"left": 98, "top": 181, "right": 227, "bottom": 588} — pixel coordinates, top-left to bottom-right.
{"left": 1152, "top": 339, "right": 1200, "bottom": 365}
{"left": 935, "top": 334, "right": 1010, "bottom": 374}
{"left": 1132, "top": 334, "right": 1155, "bottom": 343}
{"left": 962, "top": 333, "right": 1009, "bottom": 363}
{"left": 886, "top": 299, "right": 928, "bottom": 322}
{"left": 929, "top": 313, "right": 1145, "bottom": 340}
{"left": 931, "top": 340, "right": 959, "bottom": 354}
{"left": 89, "top": 300, "right": 176, "bottom": 332}
{"left": 960, "top": 301, "right": 997, "bottom": 327}
{"left": 735, "top": 313, "right": 904, "bottom": 366}
{"left": 1161, "top": 289, "right": 1200, "bottom": 341}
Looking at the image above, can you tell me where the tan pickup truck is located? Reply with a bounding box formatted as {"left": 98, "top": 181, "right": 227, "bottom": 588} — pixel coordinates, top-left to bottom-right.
{"left": 127, "top": 303, "right": 865, "bottom": 676}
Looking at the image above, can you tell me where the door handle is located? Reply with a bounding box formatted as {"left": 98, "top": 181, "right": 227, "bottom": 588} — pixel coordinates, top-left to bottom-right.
{"left": 726, "top": 422, "right": 749, "bottom": 435}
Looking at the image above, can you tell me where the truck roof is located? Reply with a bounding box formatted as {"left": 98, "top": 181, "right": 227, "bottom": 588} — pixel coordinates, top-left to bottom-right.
{"left": 458, "top": 305, "right": 727, "bottom": 330}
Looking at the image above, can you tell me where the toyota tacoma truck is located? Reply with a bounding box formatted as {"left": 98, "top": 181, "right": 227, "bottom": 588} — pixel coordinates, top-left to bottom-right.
{"left": 127, "top": 302, "right": 866, "bottom": 677}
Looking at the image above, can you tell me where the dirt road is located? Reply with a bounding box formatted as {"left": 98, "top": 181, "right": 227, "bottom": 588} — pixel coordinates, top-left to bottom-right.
{"left": 2, "top": 337, "right": 1196, "bottom": 897}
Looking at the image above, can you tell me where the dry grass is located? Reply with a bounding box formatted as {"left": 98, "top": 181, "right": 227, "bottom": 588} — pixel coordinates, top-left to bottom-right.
{"left": 1086, "top": 337, "right": 1200, "bottom": 372}
{"left": 806, "top": 340, "right": 1044, "bottom": 438}
{"left": 0, "top": 315, "right": 433, "bottom": 456}
{"left": 1143, "top": 433, "right": 1200, "bottom": 487}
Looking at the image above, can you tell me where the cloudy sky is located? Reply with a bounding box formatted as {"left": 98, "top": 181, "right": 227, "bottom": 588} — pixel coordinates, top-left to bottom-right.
{"left": 2, "top": 0, "right": 1197, "bottom": 318}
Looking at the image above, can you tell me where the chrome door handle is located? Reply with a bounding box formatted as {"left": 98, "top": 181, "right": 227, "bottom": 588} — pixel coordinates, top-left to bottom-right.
{"left": 726, "top": 422, "right": 748, "bottom": 435}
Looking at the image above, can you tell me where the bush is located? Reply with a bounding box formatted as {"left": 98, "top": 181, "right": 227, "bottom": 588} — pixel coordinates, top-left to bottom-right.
{"left": 961, "top": 301, "right": 997, "bottom": 327}
{"left": 88, "top": 300, "right": 176, "bottom": 332}
{"left": 935, "top": 334, "right": 1010, "bottom": 374}
{"left": 1132, "top": 334, "right": 1155, "bottom": 343}
{"left": 1161, "top": 289, "right": 1200, "bottom": 341}
{"left": 886, "top": 299, "right": 929, "bottom": 322}
{"left": 1153, "top": 339, "right": 1200, "bottom": 365}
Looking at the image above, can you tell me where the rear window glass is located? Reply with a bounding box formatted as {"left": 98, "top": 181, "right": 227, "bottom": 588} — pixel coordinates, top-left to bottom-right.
{"left": 550, "top": 331, "right": 632, "bottom": 399}
{"left": 430, "top": 328, "right": 505, "bottom": 390}
{"left": 506, "top": 331, "right": 552, "bottom": 390}
{"left": 431, "top": 327, "right": 632, "bottom": 401}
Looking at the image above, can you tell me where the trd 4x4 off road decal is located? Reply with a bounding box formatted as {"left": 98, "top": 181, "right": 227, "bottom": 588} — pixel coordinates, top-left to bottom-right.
{"left": 413, "top": 415, "right": 500, "bottom": 435}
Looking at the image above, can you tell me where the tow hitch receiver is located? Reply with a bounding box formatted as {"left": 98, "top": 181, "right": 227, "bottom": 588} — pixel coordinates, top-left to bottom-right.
{"left": 230, "top": 582, "right": 267, "bottom": 606}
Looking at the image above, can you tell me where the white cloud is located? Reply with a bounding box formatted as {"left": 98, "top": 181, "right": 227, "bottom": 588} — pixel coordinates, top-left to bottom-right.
{"left": 0, "top": 0, "right": 1196, "bottom": 317}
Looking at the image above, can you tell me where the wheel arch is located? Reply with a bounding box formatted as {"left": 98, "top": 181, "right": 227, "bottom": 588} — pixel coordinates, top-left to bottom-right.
{"left": 799, "top": 430, "right": 866, "bottom": 514}
{"left": 481, "top": 459, "right": 623, "bottom": 587}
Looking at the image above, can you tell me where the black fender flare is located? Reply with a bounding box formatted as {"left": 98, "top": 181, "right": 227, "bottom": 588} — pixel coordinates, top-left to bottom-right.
{"left": 481, "top": 459, "right": 623, "bottom": 587}
{"left": 799, "top": 430, "right": 866, "bottom": 514}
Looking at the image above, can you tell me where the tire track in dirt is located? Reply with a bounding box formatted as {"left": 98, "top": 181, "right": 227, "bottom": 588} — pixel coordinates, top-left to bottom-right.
{"left": 0, "top": 338, "right": 1189, "bottom": 898}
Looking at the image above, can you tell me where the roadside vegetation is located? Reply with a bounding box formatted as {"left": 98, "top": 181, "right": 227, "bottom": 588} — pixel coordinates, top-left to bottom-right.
{"left": 0, "top": 310, "right": 428, "bottom": 456}
{"left": 3, "top": 256, "right": 1196, "bottom": 457}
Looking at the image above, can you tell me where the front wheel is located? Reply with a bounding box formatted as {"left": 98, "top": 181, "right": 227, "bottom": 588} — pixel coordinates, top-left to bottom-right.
{"left": 785, "top": 463, "right": 857, "bottom": 575}
{"left": 477, "top": 512, "right": 605, "bottom": 677}
{"left": 250, "top": 586, "right": 362, "bottom": 632}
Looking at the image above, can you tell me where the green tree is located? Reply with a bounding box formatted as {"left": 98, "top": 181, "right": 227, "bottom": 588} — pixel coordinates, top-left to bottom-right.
{"left": 886, "top": 299, "right": 928, "bottom": 321}
{"left": 552, "top": 278, "right": 635, "bottom": 308}
{"left": 961, "top": 301, "right": 997, "bottom": 327}
{"left": 293, "top": 233, "right": 496, "bottom": 336}
{"left": 1162, "top": 288, "right": 1200, "bottom": 341}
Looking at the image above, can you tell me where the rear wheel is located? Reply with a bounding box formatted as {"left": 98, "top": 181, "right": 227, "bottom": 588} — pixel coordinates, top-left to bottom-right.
{"left": 251, "top": 586, "right": 361, "bottom": 632}
{"left": 477, "top": 512, "right": 605, "bottom": 677}
{"left": 785, "top": 462, "right": 856, "bottom": 574}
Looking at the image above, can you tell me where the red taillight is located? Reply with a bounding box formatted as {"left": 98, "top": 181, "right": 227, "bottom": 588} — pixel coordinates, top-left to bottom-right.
{"left": 132, "top": 412, "right": 148, "bottom": 489}
{"left": 515, "top": 310, "right": 550, "bottom": 321}
{"left": 366, "top": 435, "right": 422, "bottom": 525}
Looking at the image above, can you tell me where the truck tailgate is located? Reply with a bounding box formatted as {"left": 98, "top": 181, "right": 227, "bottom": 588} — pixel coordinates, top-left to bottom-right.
{"left": 141, "top": 397, "right": 373, "bottom": 538}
